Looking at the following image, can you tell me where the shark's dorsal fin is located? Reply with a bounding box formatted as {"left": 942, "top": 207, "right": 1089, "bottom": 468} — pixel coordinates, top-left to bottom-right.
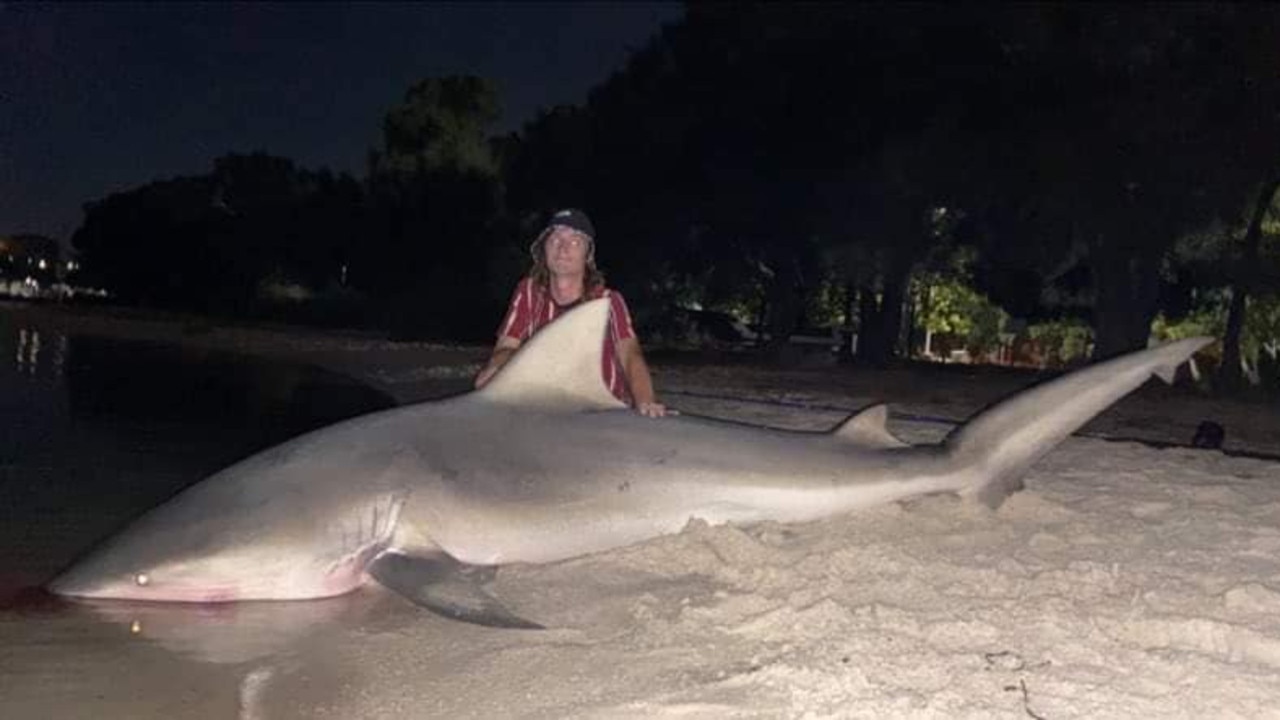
{"left": 832, "top": 403, "right": 909, "bottom": 448}
{"left": 479, "top": 297, "right": 627, "bottom": 411}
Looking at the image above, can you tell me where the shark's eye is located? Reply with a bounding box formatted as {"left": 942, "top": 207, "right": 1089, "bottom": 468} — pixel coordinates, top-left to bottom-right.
{"left": 134, "top": 572, "right": 150, "bottom": 587}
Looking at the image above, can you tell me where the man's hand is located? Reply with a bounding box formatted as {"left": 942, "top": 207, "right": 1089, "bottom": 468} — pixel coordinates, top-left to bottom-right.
{"left": 636, "top": 402, "right": 672, "bottom": 418}
{"left": 474, "top": 363, "right": 500, "bottom": 389}
{"left": 475, "top": 339, "right": 521, "bottom": 389}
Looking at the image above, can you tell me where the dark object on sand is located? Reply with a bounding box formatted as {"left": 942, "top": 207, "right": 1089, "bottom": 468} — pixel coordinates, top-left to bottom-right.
{"left": 1191, "top": 421, "right": 1225, "bottom": 450}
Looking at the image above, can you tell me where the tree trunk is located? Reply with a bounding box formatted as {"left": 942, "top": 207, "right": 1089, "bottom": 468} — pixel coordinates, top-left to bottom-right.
{"left": 855, "top": 283, "right": 884, "bottom": 366}
{"left": 1221, "top": 176, "right": 1280, "bottom": 390}
{"left": 838, "top": 280, "right": 858, "bottom": 364}
{"left": 1220, "top": 286, "right": 1247, "bottom": 386}
{"left": 915, "top": 281, "right": 933, "bottom": 359}
{"left": 754, "top": 295, "right": 769, "bottom": 350}
{"left": 1090, "top": 237, "right": 1163, "bottom": 359}
{"left": 853, "top": 253, "right": 913, "bottom": 367}
{"left": 879, "top": 268, "right": 908, "bottom": 363}
{"left": 763, "top": 272, "right": 801, "bottom": 351}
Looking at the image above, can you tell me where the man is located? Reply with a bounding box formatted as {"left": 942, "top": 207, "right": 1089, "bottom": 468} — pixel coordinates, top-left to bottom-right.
{"left": 474, "top": 209, "right": 669, "bottom": 417}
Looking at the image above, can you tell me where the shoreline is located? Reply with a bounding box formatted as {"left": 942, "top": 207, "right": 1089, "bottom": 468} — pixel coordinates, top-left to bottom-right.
{"left": 0, "top": 299, "right": 489, "bottom": 403}
{"left": 4, "top": 298, "right": 1277, "bottom": 454}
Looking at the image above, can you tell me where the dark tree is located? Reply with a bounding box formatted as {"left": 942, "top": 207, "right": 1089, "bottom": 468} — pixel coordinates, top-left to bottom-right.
{"left": 976, "top": 5, "right": 1280, "bottom": 358}
{"left": 72, "top": 152, "right": 364, "bottom": 317}
{"left": 72, "top": 176, "right": 221, "bottom": 309}
{"left": 364, "top": 75, "right": 507, "bottom": 340}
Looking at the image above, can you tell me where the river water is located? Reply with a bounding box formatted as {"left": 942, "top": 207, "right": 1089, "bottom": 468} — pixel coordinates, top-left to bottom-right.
{"left": 0, "top": 307, "right": 420, "bottom": 719}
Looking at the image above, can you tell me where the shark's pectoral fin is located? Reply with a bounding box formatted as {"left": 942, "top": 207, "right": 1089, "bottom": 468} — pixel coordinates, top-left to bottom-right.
{"left": 368, "top": 551, "right": 543, "bottom": 630}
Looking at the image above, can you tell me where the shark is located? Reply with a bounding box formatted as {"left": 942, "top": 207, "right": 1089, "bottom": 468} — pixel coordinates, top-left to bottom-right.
{"left": 47, "top": 299, "right": 1212, "bottom": 628}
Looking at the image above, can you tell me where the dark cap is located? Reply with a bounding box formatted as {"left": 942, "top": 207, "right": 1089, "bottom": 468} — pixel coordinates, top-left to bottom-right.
{"left": 545, "top": 208, "right": 595, "bottom": 240}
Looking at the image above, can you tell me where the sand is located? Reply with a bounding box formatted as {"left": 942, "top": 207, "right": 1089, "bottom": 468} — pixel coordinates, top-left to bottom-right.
{"left": 1, "top": 301, "right": 1278, "bottom": 719}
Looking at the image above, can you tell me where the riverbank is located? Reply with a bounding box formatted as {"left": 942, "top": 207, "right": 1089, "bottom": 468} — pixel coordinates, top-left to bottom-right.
{"left": 0, "top": 300, "right": 488, "bottom": 402}
{"left": 3, "top": 299, "right": 1275, "bottom": 455}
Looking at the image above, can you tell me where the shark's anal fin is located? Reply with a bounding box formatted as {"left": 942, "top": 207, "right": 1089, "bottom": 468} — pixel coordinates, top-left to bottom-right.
{"left": 832, "top": 404, "right": 909, "bottom": 449}
{"left": 368, "top": 551, "right": 543, "bottom": 630}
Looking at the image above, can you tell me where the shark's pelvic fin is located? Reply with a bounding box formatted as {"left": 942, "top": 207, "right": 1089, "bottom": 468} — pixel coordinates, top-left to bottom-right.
{"left": 832, "top": 404, "right": 909, "bottom": 449}
{"left": 478, "top": 298, "right": 626, "bottom": 411}
{"left": 369, "top": 551, "right": 544, "bottom": 630}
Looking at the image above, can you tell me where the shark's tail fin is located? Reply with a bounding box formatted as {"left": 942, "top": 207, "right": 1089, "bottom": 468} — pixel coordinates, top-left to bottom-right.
{"left": 947, "top": 336, "right": 1213, "bottom": 508}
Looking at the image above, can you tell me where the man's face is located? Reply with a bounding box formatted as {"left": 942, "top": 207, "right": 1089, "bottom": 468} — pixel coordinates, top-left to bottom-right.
{"left": 543, "top": 226, "right": 591, "bottom": 277}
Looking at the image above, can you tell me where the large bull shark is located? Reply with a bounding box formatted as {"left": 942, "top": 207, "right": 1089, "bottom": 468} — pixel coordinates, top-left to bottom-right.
{"left": 48, "top": 299, "right": 1211, "bottom": 628}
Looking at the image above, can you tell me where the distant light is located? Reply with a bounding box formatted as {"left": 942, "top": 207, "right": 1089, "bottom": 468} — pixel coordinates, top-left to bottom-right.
{"left": 135, "top": 572, "right": 150, "bottom": 586}
{"left": 38, "top": 259, "right": 47, "bottom": 270}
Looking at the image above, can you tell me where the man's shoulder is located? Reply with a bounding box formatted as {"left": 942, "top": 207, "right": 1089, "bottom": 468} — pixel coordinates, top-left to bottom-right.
{"left": 514, "top": 276, "right": 545, "bottom": 297}
{"left": 591, "top": 284, "right": 626, "bottom": 302}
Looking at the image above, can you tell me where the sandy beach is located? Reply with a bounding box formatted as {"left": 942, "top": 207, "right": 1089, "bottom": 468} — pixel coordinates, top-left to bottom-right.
{"left": 2, "top": 300, "right": 1278, "bottom": 719}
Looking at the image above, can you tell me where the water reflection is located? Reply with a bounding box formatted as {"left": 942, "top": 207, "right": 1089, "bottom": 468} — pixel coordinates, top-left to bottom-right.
{"left": 0, "top": 316, "right": 408, "bottom": 718}
{"left": 70, "top": 589, "right": 393, "bottom": 665}
{"left": 0, "top": 589, "right": 414, "bottom": 720}
{"left": 16, "top": 327, "right": 38, "bottom": 374}
{"left": 0, "top": 319, "right": 397, "bottom": 582}
{"left": 11, "top": 326, "right": 68, "bottom": 378}
{"left": 63, "top": 336, "right": 395, "bottom": 450}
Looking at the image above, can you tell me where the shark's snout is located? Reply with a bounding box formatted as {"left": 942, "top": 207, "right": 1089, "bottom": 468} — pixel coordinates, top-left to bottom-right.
{"left": 48, "top": 561, "right": 250, "bottom": 603}
{"left": 47, "top": 560, "right": 146, "bottom": 600}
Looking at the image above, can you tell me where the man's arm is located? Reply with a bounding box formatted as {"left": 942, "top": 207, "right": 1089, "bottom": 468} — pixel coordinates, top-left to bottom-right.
{"left": 476, "top": 278, "right": 531, "bottom": 389}
{"left": 617, "top": 336, "right": 668, "bottom": 417}
{"left": 475, "top": 334, "right": 522, "bottom": 389}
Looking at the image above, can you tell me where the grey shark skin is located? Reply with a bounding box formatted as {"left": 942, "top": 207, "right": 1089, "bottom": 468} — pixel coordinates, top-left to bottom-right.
{"left": 48, "top": 299, "right": 1212, "bottom": 628}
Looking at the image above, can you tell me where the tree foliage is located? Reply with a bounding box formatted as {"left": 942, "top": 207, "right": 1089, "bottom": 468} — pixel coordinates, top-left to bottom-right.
{"left": 363, "top": 75, "right": 507, "bottom": 339}
{"left": 966, "top": 5, "right": 1280, "bottom": 358}
{"left": 73, "top": 153, "right": 362, "bottom": 318}
{"left": 66, "top": 5, "right": 1280, "bottom": 379}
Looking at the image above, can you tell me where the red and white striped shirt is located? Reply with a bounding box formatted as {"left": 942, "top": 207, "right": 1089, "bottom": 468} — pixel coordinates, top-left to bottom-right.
{"left": 496, "top": 277, "right": 637, "bottom": 404}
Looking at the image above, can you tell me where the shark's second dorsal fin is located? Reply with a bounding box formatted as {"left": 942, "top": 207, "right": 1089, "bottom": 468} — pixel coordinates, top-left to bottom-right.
{"left": 479, "top": 297, "right": 627, "bottom": 411}
{"left": 832, "top": 404, "right": 909, "bottom": 448}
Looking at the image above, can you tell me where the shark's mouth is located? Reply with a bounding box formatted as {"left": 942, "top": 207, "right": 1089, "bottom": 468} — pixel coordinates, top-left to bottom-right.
{"left": 48, "top": 555, "right": 357, "bottom": 604}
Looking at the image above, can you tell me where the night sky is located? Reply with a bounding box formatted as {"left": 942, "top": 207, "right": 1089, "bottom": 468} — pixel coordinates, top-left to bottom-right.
{"left": 1, "top": 2, "right": 683, "bottom": 243}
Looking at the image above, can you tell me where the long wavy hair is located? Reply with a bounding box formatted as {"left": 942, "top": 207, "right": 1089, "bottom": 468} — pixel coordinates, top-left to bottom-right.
{"left": 527, "top": 227, "right": 606, "bottom": 291}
